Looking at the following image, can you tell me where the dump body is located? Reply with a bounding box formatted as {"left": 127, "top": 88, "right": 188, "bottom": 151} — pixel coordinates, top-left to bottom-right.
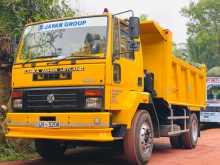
{"left": 140, "top": 21, "right": 206, "bottom": 110}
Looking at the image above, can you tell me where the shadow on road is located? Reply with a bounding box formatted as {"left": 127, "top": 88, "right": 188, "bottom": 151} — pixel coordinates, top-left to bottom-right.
{"left": 200, "top": 123, "right": 220, "bottom": 130}
{"left": 22, "top": 142, "right": 173, "bottom": 165}
{"left": 26, "top": 147, "right": 128, "bottom": 165}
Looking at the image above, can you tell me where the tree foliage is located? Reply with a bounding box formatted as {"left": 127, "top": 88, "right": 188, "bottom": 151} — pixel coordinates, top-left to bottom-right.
{"left": 181, "top": 0, "right": 220, "bottom": 69}
{"left": 0, "top": 0, "right": 75, "bottom": 38}
{"left": 173, "top": 43, "right": 188, "bottom": 60}
{"left": 207, "top": 66, "right": 220, "bottom": 76}
{"left": 140, "top": 14, "right": 148, "bottom": 22}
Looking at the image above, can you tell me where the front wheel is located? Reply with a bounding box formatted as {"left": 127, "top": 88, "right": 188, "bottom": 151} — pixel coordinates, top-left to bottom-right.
{"left": 123, "top": 110, "right": 154, "bottom": 165}
{"left": 182, "top": 113, "right": 199, "bottom": 149}
{"left": 35, "top": 139, "right": 66, "bottom": 161}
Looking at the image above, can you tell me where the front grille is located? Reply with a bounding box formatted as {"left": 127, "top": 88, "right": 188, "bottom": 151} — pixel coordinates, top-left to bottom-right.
{"left": 33, "top": 72, "right": 72, "bottom": 81}
{"left": 23, "top": 88, "right": 85, "bottom": 112}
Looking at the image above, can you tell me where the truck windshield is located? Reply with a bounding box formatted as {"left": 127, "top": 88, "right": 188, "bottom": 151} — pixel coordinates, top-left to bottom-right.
{"left": 17, "top": 16, "right": 107, "bottom": 62}
{"left": 207, "top": 85, "right": 220, "bottom": 102}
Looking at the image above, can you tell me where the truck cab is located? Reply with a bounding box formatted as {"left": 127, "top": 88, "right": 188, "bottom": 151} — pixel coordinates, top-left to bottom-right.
{"left": 5, "top": 11, "right": 206, "bottom": 165}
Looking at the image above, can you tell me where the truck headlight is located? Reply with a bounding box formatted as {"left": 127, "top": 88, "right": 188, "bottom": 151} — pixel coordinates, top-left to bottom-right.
{"left": 85, "top": 97, "right": 102, "bottom": 109}
{"left": 12, "top": 90, "right": 23, "bottom": 110}
{"left": 13, "top": 99, "right": 23, "bottom": 109}
{"left": 84, "top": 89, "right": 103, "bottom": 109}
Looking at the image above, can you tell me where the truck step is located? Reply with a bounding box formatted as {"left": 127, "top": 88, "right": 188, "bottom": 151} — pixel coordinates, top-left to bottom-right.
{"left": 168, "top": 116, "right": 190, "bottom": 120}
{"left": 168, "top": 129, "right": 189, "bottom": 136}
{"left": 160, "top": 124, "right": 181, "bottom": 137}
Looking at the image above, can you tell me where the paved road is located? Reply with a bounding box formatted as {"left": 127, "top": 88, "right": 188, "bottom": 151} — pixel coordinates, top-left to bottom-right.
{"left": 0, "top": 128, "right": 220, "bottom": 165}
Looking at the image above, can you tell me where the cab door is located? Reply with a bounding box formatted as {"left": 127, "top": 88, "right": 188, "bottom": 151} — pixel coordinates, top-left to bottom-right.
{"left": 111, "top": 17, "right": 143, "bottom": 109}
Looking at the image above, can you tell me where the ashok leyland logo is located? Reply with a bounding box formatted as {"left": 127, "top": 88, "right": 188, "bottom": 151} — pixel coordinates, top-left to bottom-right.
{"left": 47, "top": 94, "right": 55, "bottom": 104}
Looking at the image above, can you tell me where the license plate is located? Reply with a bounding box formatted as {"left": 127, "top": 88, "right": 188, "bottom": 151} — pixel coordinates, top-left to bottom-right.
{"left": 38, "top": 121, "right": 60, "bottom": 128}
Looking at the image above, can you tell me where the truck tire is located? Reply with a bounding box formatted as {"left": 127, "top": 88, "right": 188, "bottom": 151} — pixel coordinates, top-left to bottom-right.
{"left": 182, "top": 113, "right": 198, "bottom": 149}
{"left": 35, "top": 139, "right": 66, "bottom": 161}
{"left": 169, "top": 135, "right": 183, "bottom": 149}
{"left": 123, "top": 110, "right": 154, "bottom": 165}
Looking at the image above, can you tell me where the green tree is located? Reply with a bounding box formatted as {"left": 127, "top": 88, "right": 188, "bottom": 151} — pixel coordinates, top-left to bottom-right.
{"left": 181, "top": 0, "right": 220, "bottom": 69}
{"left": 207, "top": 66, "right": 220, "bottom": 76}
{"left": 140, "top": 14, "right": 148, "bottom": 22}
{"left": 0, "top": 0, "right": 75, "bottom": 39}
{"left": 173, "top": 43, "right": 188, "bottom": 60}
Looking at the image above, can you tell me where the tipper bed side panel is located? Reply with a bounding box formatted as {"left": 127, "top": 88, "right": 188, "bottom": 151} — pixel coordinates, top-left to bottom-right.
{"left": 168, "top": 56, "right": 206, "bottom": 108}
{"left": 140, "top": 21, "right": 206, "bottom": 108}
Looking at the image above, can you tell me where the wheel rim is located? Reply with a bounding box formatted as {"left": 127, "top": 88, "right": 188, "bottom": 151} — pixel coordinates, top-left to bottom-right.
{"left": 139, "top": 121, "right": 153, "bottom": 158}
{"left": 191, "top": 117, "right": 198, "bottom": 142}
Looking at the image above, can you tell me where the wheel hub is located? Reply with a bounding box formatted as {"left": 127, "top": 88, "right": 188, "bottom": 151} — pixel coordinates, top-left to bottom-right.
{"left": 139, "top": 122, "right": 153, "bottom": 155}
{"left": 191, "top": 118, "right": 198, "bottom": 142}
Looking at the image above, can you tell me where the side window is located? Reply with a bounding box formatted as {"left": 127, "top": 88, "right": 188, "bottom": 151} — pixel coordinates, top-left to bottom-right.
{"left": 120, "top": 22, "right": 134, "bottom": 60}
{"left": 113, "top": 18, "right": 121, "bottom": 83}
{"left": 113, "top": 18, "right": 120, "bottom": 55}
{"left": 113, "top": 64, "right": 121, "bottom": 83}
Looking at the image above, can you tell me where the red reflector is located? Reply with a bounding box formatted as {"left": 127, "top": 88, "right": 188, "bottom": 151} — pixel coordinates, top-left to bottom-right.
{"left": 12, "top": 91, "right": 23, "bottom": 98}
{"left": 85, "top": 89, "right": 102, "bottom": 96}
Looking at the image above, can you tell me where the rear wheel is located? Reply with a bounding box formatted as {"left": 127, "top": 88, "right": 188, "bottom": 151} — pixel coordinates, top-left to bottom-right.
{"left": 182, "top": 113, "right": 198, "bottom": 149}
{"left": 123, "top": 110, "right": 154, "bottom": 165}
{"left": 169, "top": 135, "right": 182, "bottom": 149}
{"left": 35, "top": 139, "right": 66, "bottom": 161}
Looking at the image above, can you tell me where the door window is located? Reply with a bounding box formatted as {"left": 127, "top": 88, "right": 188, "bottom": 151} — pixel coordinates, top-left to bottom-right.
{"left": 120, "top": 22, "right": 134, "bottom": 60}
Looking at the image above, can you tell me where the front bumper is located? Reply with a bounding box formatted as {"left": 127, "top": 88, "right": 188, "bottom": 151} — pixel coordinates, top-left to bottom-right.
{"left": 200, "top": 111, "right": 220, "bottom": 123}
{"left": 6, "top": 112, "right": 114, "bottom": 142}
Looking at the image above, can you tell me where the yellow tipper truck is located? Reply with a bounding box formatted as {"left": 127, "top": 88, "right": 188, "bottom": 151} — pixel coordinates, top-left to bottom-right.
{"left": 5, "top": 10, "right": 206, "bottom": 165}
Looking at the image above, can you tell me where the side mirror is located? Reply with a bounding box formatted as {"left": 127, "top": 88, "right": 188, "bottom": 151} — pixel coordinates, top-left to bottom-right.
{"left": 129, "top": 17, "right": 140, "bottom": 39}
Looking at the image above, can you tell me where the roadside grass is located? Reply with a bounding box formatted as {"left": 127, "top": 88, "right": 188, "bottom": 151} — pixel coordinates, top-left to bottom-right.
{"left": 0, "top": 141, "right": 38, "bottom": 161}
{"left": 0, "top": 112, "right": 39, "bottom": 161}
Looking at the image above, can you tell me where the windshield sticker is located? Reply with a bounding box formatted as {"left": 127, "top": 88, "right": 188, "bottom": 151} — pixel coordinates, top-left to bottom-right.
{"left": 35, "top": 17, "right": 107, "bottom": 32}
{"left": 207, "top": 77, "right": 220, "bottom": 84}
{"left": 38, "top": 20, "right": 87, "bottom": 31}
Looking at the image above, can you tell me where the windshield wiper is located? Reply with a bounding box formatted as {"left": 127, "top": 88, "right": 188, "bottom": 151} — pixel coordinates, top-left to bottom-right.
{"left": 32, "top": 55, "right": 58, "bottom": 59}
{"left": 21, "top": 53, "right": 102, "bottom": 65}
{"left": 51, "top": 53, "right": 101, "bottom": 64}
{"left": 21, "top": 49, "right": 61, "bottom": 65}
{"left": 21, "top": 55, "right": 58, "bottom": 65}
{"left": 22, "top": 59, "right": 32, "bottom": 65}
